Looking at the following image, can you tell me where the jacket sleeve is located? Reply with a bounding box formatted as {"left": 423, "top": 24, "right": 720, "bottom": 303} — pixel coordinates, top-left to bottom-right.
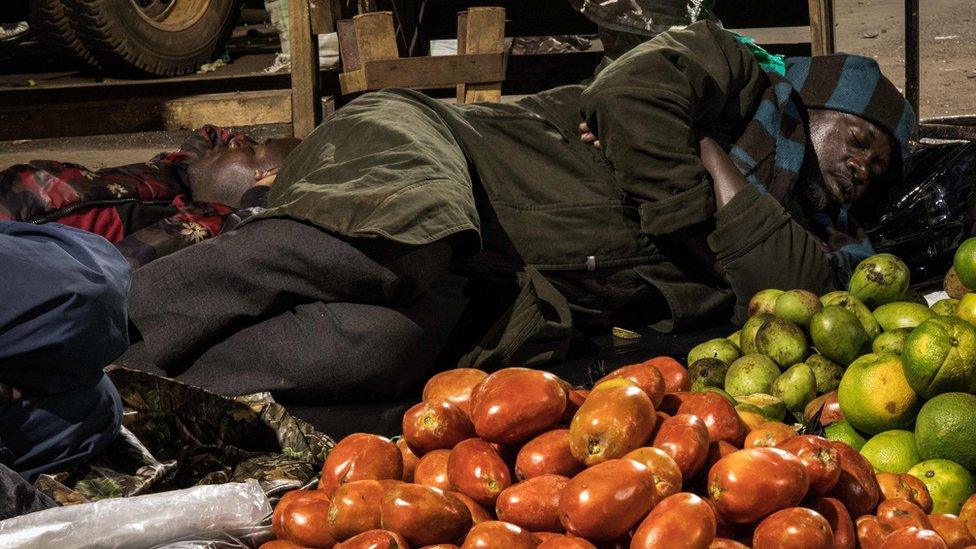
{"left": 579, "top": 21, "right": 768, "bottom": 235}
{"left": 0, "top": 221, "right": 131, "bottom": 393}
{"left": 114, "top": 197, "right": 234, "bottom": 269}
{"left": 707, "top": 185, "right": 839, "bottom": 324}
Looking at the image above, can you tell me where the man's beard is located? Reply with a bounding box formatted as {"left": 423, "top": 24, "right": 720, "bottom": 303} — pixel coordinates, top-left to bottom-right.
{"left": 796, "top": 152, "right": 839, "bottom": 216}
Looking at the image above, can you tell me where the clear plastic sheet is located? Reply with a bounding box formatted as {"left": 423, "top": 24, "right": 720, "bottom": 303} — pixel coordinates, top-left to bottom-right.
{"left": 858, "top": 142, "right": 976, "bottom": 284}
{"left": 567, "top": 0, "right": 713, "bottom": 36}
{"left": 0, "top": 479, "right": 272, "bottom": 549}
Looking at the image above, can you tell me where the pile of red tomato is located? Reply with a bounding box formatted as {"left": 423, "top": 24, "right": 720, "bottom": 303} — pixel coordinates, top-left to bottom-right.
{"left": 261, "top": 358, "right": 976, "bottom": 549}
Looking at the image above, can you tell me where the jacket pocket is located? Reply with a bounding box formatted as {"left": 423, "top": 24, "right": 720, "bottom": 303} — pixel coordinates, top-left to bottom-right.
{"left": 637, "top": 177, "right": 716, "bottom": 235}
{"left": 457, "top": 266, "right": 573, "bottom": 369}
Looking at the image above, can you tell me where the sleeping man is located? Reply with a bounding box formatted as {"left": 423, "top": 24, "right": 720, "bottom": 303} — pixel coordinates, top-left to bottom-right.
{"left": 121, "top": 22, "right": 914, "bottom": 426}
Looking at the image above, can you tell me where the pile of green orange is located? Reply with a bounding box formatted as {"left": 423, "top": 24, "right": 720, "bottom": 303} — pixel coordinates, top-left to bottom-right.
{"left": 683, "top": 241, "right": 976, "bottom": 515}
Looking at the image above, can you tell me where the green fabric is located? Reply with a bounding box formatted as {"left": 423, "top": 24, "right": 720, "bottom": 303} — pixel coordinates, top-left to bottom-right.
{"left": 257, "top": 21, "right": 842, "bottom": 353}
{"left": 732, "top": 33, "right": 786, "bottom": 75}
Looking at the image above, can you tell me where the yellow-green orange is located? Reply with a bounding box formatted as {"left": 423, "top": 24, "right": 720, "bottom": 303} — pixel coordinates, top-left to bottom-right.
{"left": 873, "top": 302, "right": 935, "bottom": 332}
{"left": 821, "top": 292, "right": 882, "bottom": 339}
{"left": 872, "top": 328, "right": 911, "bottom": 356}
{"left": 755, "top": 317, "right": 808, "bottom": 367}
{"left": 688, "top": 338, "right": 741, "bottom": 367}
{"left": 724, "top": 354, "right": 780, "bottom": 397}
{"left": 824, "top": 419, "right": 867, "bottom": 451}
{"left": 860, "top": 430, "right": 922, "bottom": 473}
{"left": 957, "top": 293, "right": 976, "bottom": 327}
{"left": 952, "top": 237, "right": 976, "bottom": 291}
{"left": 914, "top": 392, "right": 976, "bottom": 473}
{"left": 735, "top": 393, "right": 787, "bottom": 421}
{"left": 901, "top": 316, "right": 976, "bottom": 399}
{"left": 748, "top": 289, "right": 784, "bottom": 317}
{"left": 908, "top": 459, "right": 976, "bottom": 515}
{"left": 849, "top": 253, "right": 911, "bottom": 308}
{"left": 774, "top": 289, "right": 822, "bottom": 328}
{"left": 771, "top": 363, "right": 816, "bottom": 412}
{"left": 810, "top": 306, "right": 869, "bottom": 366}
{"left": 932, "top": 298, "right": 960, "bottom": 316}
{"left": 806, "top": 354, "right": 844, "bottom": 394}
{"left": 739, "top": 313, "right": 773, "bottom": 355}
{"left": 838, "top": 353, "right": 919, "bottom": 435}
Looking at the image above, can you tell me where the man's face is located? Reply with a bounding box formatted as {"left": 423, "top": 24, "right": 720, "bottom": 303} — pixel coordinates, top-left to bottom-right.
{"left": 801, "top": 109, "right": 895, "bottom": 213}
{"left": 186, "top": 135, "right": 301, "bottom": 206}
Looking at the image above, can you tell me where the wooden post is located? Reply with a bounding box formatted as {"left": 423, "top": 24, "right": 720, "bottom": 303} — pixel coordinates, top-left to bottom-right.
{"left": 456, "top": 7, "right": 506, "bottom": 103}
{"left": 289, "top": 0, "right": 321, "bottom": 139}
{"left": 808, "top": 0, "right": 835, "bottom": 56}
{"left": 905, "top": 0, "right": 920, "bottom": 120}
{"left": 353, "top": 12, "right": 400, "bottom": 63}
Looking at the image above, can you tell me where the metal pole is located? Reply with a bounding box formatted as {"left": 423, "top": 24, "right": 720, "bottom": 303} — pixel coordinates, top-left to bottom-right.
{"left": 905, "top": 0, "right": 920, "bottom": 119}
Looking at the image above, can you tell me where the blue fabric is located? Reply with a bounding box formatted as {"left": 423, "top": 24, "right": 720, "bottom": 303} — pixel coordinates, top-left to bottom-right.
{"left": 0, "top": 221, "right": 131, "bottom": 394}
{"left": 784, "top": 55, "right": 916, "bottom": 161}
{"left": 0, "top": 373, "right": 122, "bottom": 481}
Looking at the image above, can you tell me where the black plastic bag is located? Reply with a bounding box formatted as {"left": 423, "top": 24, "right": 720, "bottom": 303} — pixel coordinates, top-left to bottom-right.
{"left": 857, "top": 142, "right": 976, "bottom": 285}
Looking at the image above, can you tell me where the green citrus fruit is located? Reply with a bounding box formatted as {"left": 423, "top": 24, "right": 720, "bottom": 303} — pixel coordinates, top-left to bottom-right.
{"left": 724, "top": 354, "right": 780, "bottom": 397}
{"left": 932, "top": 298, "right": 960, "bottom": 317}
{"left": 755, "top": 317, "right": 808, "bottom": 368}
{"left": 734, "top": 393, "right": 787, "bottom": 422}
{"left": 774, "top": 289, "right": 823, "bottom": 328}
{"left": 688, "top": 338, "right": 741, "bottom": 367}
{"left": 849, "top": 253, "right": 911, "bottom": 308}
{"left": 771, "top": 362, "right": 817, "bottom": 413}
{"left": 860, "top": 430, "right": 923, "bottom": 473}
{"left": 689, "top": 358, "right": 730, "bottom": 392}
{"left": 957, "top": 293, "right": 976, "bottom": 328}
{"left": 873, "top": 302, "right": 935, "bottom": 332}
{"left": 915, "top": 392, "right": 976, "bottom": 473}
{"left": 872, "top": 328, "right": 912, "bottom": 356}
{"left": 748, "top": 289, "right": 784, "bottom": 318}
{"left": 902, "top": 316, "right": 976, "bottom": 399}
{"left": 822, "top": 292, "right": 882, "bottom": 339}
{"left": 727, "top": 330, "right": 742, "bottom": 349}
{"left": 740, "top": 314, "right": 773, "bottom": 355}
{"left": 824, "top": 419, "right": 868, "bottom": 451}
{"left": 908, "top": 459, "right": 976, "bottom": 515}
{"left": 952, "top": 237, "right": 976, "bottom": 291}
{"left": 838, "top": 353, "right": 919, "bottom": 435}
{"left": 806, "top": 354, "right": 844, "bottom": 394}
{"left": 810, "top": 306, "right": 870, "bottom": 366}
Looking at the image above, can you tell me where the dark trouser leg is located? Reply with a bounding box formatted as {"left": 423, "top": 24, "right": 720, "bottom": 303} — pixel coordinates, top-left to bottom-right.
{"left": 0, "top": 374, "right": 122, "bottom": 481}
{"left": 124, "top": 217, "right": 468, "bottom": 402}
{"left": 178, "top": 269, "right": 468, "bottom": 403}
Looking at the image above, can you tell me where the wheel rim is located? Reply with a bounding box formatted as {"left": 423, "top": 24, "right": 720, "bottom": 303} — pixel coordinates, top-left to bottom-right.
{"left": 130, "top": 0, "right": 211, "bottom": 32}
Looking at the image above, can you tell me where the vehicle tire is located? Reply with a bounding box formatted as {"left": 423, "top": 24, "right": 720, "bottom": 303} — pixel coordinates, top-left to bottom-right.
{"left": 62, "top": 0, "right": 241, "bottom": 77}
{"left": 28, "top": 0, "right": 101, "bottom": 70}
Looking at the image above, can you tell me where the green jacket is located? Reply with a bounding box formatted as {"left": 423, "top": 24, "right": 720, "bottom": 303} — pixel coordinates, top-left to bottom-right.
{"left": 255, "top": 22, "right": 838, "bottom": 367}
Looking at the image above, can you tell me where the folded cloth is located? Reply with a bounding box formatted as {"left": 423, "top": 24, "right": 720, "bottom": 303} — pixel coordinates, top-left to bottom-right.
{"left": 0, "top": 374, "right": 122, "bottom": 482}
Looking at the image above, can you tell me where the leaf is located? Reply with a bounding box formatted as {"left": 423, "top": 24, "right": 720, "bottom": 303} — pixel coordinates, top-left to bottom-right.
{"left": 74, "top": 477, "right": 123, "bottom": 501}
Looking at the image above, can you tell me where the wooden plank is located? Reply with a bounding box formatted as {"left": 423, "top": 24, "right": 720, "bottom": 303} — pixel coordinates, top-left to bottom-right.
{"left": 807, "top": 0, "right": 835, "bottom": 55}
{"left": 455, "top": 11, "right": 468, "bottom": 102}
{"left": 0, "top": 91, "right": 329, "bottom": 140}
{"left": 160, "top": 90, "right": 292, "bottom": 131}
{"left": 459, "top": 7, "right": 506, "bottom": 103}
{"left": 309, "top": 0, "right": 339, "bottom": 34}
{"left": 337, "top": 19, "right": 361, "bottom": 70}
{"left": 341, "top": 53, "right": 507, "bottom": 94}
{"left": 289, "top": 0, "right": 322, "bottom": 138}
{"left": 353, "top": 12, "right": 399, "bottom": 62}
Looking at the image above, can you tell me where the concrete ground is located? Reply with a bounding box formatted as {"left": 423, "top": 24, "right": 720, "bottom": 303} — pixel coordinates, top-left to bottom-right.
{"left": 1, "top": 0, "right": 974, "bottom": 170}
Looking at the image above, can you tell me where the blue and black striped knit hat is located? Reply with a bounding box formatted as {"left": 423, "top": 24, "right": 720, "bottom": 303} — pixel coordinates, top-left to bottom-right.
{"left": 785, "top": 55, "right": 916, "bottom": 162}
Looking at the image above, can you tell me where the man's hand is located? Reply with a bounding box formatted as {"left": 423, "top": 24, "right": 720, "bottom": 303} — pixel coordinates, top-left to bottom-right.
{"left": 254, "top": 166, "right": 279, "bottom": 187}
{"left": 0, "top": 382, "right": 21, "bottom": 404}
{"left": 579, "top": 122, "right": 602, "bottom": 150}
{"left": 699, "top": 136, "right": 749, "bottom": 209}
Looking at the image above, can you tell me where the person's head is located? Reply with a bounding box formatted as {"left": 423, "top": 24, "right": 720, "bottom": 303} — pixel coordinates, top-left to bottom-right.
{"left": 786, "top": 55, "right": 916, "bottom": 214}
{"left": 185, "top": 134, "right": 301, "bottom": 207}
